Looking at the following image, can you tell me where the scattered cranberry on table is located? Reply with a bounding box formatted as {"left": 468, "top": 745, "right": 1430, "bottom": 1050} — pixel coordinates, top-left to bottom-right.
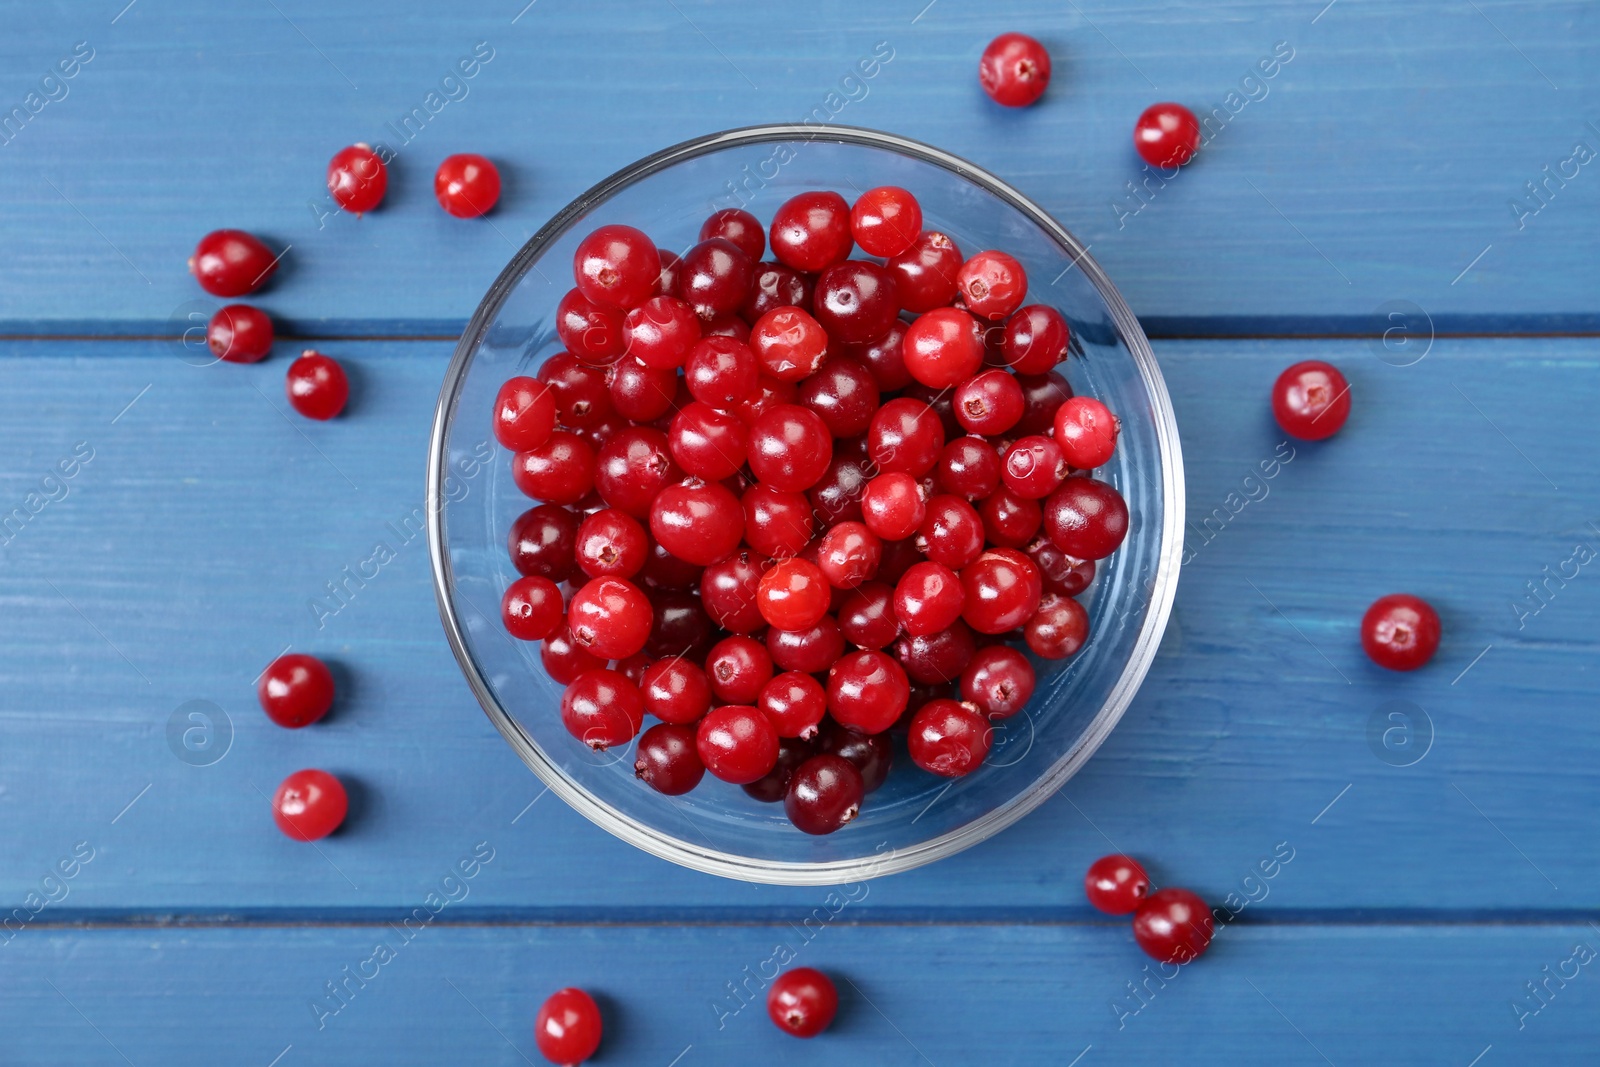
{"left": 767, "top": 967, "right": 839, "bottom": 1038}
{"left": 190, "top": 229, "right": 278, "bottom": 296}
{"left": 979, "top": 32, "right": 1052, "bottom": 108}
{"left": 434, "top": 152, "right": 501, "bottom": 217}
{"left": 286, "top": 350, "right": 349, "bottom": 420}
{"left": 1133, "top": 103, "right": 1202, "bottom": 168}
{"left": 1084, "top": 854, "right": 1152, "bottom": 915}
{"left": 1272, "top": 359, "right": 1351, "bottom": 440}
{"left": 1132, "top": 886, "right": 1214, "bottom": 964}
{"left": 327, "top": 143, "right": 387, "bottom": 214}
{"left": 257, "top": 653, "right": 335, "bottom": 728}
{"left": 271, "top": 769, "right": 348, "bottom": 841}
{"left": 535, "top": 987, "right": 603, "bottom": 1065}
{"left": 1361, "top": 593, "right": 1441, "bottom": 671}
{"left": 206, "top": 304, "right": 274, "bottom": 363}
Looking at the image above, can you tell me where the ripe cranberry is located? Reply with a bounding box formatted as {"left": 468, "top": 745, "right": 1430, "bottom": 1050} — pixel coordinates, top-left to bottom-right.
{"left": 797, "top": 357, "right": 880, "bottom": 438}
{"left": 1361, "top": 593, "right": 1441, "bottom": 671}
{"left": 190, "top": 229, "right": 278, "bottom": 296}
{"left": 641, "top": 658, "right": 712, "bottom": 724}
{"left": 827, "top": 649, "right": 910, "bottom": 734}
{"left": 808, "top": 454, "right": 870, "bottom": 526}
{"left": 769, "top": 191, "right": 853, "bottom": 272}
{"left": 556, "top": 288, "right": 627, "bottom": 366}
{"left": 741, "top": 261, "right": 813, "bottom": 322}
{"left": 602, "top": 360, "right": 671, "bottom": 425}
{"left": 953, "top": 369, "right": 1023, "bottom": 436}
{"left": 1028, "top": 537, "right": 1096, "bottom": 597}
{"left": 683, "top": 335, "right": 757, "bottom": 407}
{"left": 1272, "top": 360, "right": 1351, "bottom": 440}
{"left": 542, "top": 627, "right": 605, "bottom": 685}
{"left": 574, "top": 224, "right": 660, "bottom": 310}
{"left": 624, "top": 295, "right": 702, "bottom": 369}
{"left": 1044, "top": 477, "right": 1129, "bottom": 560}
{"left": 907, "top": 699, "right": 991, "bottom": 776}
{"left": 1015, "top": 370, "right": 1074, "bottom": 435}
{"left": 959, "top": 645, "right": 1035, "bottom": 720}
{"left": 956, "top": 251, "right": 1027, "bottom": 321}
{"left": 757, "top": 557, "right": 831, "bottom": 631}
{"left": 493, "top": 376, "right": 557, "bottom": 452}
{"left": 894, "top": 561, "right": 965, "bottom": 637}
{"left": 636, "top": 539, "right": 703, "bottom": 592}
{"left": 938, "top": 437, "right": 1002, "bottom": 499}
{"left": 649, "top": 479, "right": 744, "bottom": 567}
{"left": 700, "top": 550, "right": 768, "bottom": 633}
{"left": 257, "top": 653, "right": 335, "bottom": 728}
{"left": 502, "top": 575, "right": 565, "bottom": 641}
{"left": 785, "top": 754, "right": 863, "bottom": 835}
{"left": 817, "top": 521, "right": 882, "bottom": 589}
{"left": 538, "top": 353, "right": 612, "bottom": 429}
{"left": 697, "top": 704, "right": 780, "bottom": 784}
{"left": 705, "top": 635, "right": 773, "bottom": 705}
{"left": 1001, "top": 305, "right": 1070, "bottom": 374}
{"left": 767, "top": 616, "right": 846, "bottom": 674}
{"left": 862, "top": 472, "right": 927, "bottom": 541}
{"left": 1085, "top": 854, "right": 1152, "bottom": 915}
{"left": 962, "top": 549, "right": 1043, "bottom": 634}
{"left": 742, "top": 485, "right": 814, "bottom": 558}
{"left": 1132, "top": 887, "right": 1213, "bottom": 963}
{"left": 634, "top": 723, "right": 705, "bottom": 796}
{"left": 916, "top": 495, "right": 985, "bottom": 569}
{"left": 749, "top": 306, "right": 829, "bottom": 383}
{"left": 272, "top": 769, "right": 348, "bottom": 840}
{"left": 567, "top": 577, "right": 652, "bottom": 660}
{"left": 729, "top": 374, "right": 797, "bottom": 427}
{"left": 207, "top": 305, "right": 273, "bottom": 363}
{"left": 979, "top": 32, "right": 1052, "bottom": 107}
{"left": 979, "top": 487, "right": 1043, "bottom": 549}
{"left": 286, "top": 351, "right": 349, "bottom": 420}
{"left": 615, "top": 652, "right": 652, "bottom": 688}
{"left": 845, "top": 320, "right": 912, "bottom": 391}
{"left": 1134, "top": 103, "right": 1202, "bottom": 168}
{"left": 535, "top": 988, "right": 603, "bottom": 1065}
{"left": 759, "top": 671, "right": 828, "bottom": 739}
{"left": 573, "top": 509, "right": 647, "bottom": 580}
{"left": 509, "top": 505, "right": 579, "bottom": 580}
{"left": 515, "top": 431, "right": 597, "bottom": 505}
{"left": 869, "top": 398, "right": 945, "bottom": 477}
{"left": 1003, "top": 435, "right": 1070, "bottom": 499}
{"left": 675, "top": 237, "right": 755, "bottom": 318}
{"left": 562, "top": 669, "right": 644, "bottom": 749}
{"left": 743, "top": 737, "right": 816, "bottom": 802}
{"left": 700, "top": 207, "right": 765, "bottom": 261}
{"left": 1026, "top": 594, "right": 1089, "bottom": 659}
{"left": 904, "top": 307, "right": 985, "bottom": 388}
{"left": 851, "top": 186, "right": 923, "bottom": 258}
{"left": 837, "top": 581, "right": 899, "bottom": 649}
{"left": 748, "top": 404, "right": 832, "bottom": 491}
{"left": 1054, "top": 396, "right": 1120, "bottom": 469}
{"left": 813, "top": 261, "right": 900, "bottom": 345}
{"left": 326, "top": 144, "right": 386, "bottom": 213}
{"left": 431, "top": 152, "right": 501, "bottom": 217}
{"left": 767, "top": 967, "right": 839, "bottom": 1038}
{"left": 817, "top": 720, "right": 893, "bottom": 793}
{"left": 888, "top": 231, "right": 963, "bottom": 313}
{"left": 894, "top": 619, "right": 977, "bottom": 684}
{"left": 594, "top": 426, "right": 679, "bottom": 517}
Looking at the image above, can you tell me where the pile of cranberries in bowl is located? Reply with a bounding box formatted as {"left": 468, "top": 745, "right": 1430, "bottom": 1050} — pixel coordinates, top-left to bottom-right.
{"left": 491, "top": 186, "right": 1129, "bottom": 836}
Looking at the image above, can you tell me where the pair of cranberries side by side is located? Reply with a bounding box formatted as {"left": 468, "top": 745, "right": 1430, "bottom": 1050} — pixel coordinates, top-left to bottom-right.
{"left": 326, "top": 144, "right": 503, "bottom": 217}
{"left": 1085, "top": 854, "right": 1214, "bottom": 964}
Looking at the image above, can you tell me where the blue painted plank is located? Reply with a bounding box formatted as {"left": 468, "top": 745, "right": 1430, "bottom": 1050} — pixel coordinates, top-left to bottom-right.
{"left": 0, "top": 1, "right": 1596, "bottom": 334}
{"left": 0, "top": 336, "right": 1595, "bottom": 916}
{"left": 2, "top": 923, "right": 1597, "bottom": 1065}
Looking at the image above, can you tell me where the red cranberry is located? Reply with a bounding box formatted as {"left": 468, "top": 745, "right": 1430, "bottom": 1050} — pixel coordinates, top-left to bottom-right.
{"left": 706, "top": 635, "right": 774, "bottom": 705}
{"left": 785, "top": 754, "right": 863, "bottom": 835}
{"left": 735, "top": 485, "right": 807, "bottom": 559}
{"left": 634, "top": 722, "right": 705, "bottom": 795}
{"left": 979, "top": 487, "right": 1043, "bottom": 549}
{"left": 567, "top": 577, "right": 652, "bottom": 660}
{"left": 1054, "top": 396, "right": 1120, "bottom": 469}
{"left": 979, "top": 32, "right": 1052, "bottom": 107}
{"left": 1003, "top": 435, "right": 1069, "bottom": 499}
{"left": 615, "top": 652, "right": 652, "bottom": 688}
{"left": 326, "top": 144, "right": 386, "bottom": 213}
{"left": 515, "top": 431, "right": 597, "bottom": 506}
{"left": 749, "top": 306, "right": 829, "bottom": 383}
{"left": 956, "top": 250, "right": 1027, "bottom": 321}
{"left": 1132, "top": 887, "right": 1214, "bottom": 963}
{"left": 257, "top": 653, "right": 335, "bottom": 728}
{"left": 757, "top": 557, "right": 831, "bottom": 631}
{"left": 813, "top": 260, "right": 900, "bottom": 345}
{"left": 869, "top": 398, "right": 945, "bottom": 476}
{"left": 700, "top": 207, "right": 765, "bottom": 261}
{"left": 808, "top": 454, "right": 870, "bottom": 526}
{"left": 509, "top": 504, "right": 579, "bottom": 581}
{"left": 917, "top": 495, "right": 985, "bottom": 569}
{"left": 733, "top": 374, "right": 799, "bottom": 426}
{"left": 1015, "top": 370, "right": 1073, "bottom": 435}
{"left": 1043, "top": 477, "right": 1129, "bottom": 560}
{"left": 1085, "top": 854, "right": 1151, "bottom": 915}
{"left": 624, "top": 295, "right": 702, "bottom": 369}
{"left": 556, "top": 288, "right": 627, "bottom": 366}
{"left": 961, "top": 549, "right": 1043, "bottom": 635}
{"left": 888, "top": 231, "right": 963, "bottom": 313}
{"left": 573, "top": 509, "right": 647, "bottom": 580}
{"left": 493, "top": 376, "right": 557, "bottom": 452}
{"left": 894, "top": 561, "right": 965, "bottom": 637}
{"left": 894, "top": 620, "right": 977, "bottom": 684}
{"left": 664, "top": 403, "right": 745, "bottom": 481}
{"left": 903, "top": 380, "right": 962, "bottom": 440}
{"left": 903, "top": 307, "right": 985, "bottom": 388}
{"left": 641, "top": 658, "right": 712, "bottom": 724}
{"left": 743, "top": 737, "right": 817, "bottom": 802}
{"left": 827, "top": 649, "right": 910, "bottom": 734}
{"left": 606, "top": 358, "right": 676, "bottom": 422}
{"left": 845, "top": 320, "right": 912, "bottom": 391}
{"left": 535, "top": 988, "right": 603, "bottom": 1065}
{"left": 190, "top": 229, "right": 278, "bottom": 296}
{"left": 644, "top": 592, "right": 712, "bottom": 660}
{"left": 637, "top": 539, "right": 703, "bottom": 592}
{"left": 959, "top": 645, "right": 1034, "bottom": 720}
{"left": 704, "top": 312, "right": 750, "bottom": 341}
{"left": 767, "top": 616, "right": 846, "bottom": 674}
{"left": 433, "top": 153, "right": 500, "bottom": 217}
{"left": 1001, "top": 305, "right": 1071, "bottom": 374}
{"left": 685, "top": 335, "right": 760, "bottom": 409}
{"left": 649, "top": 479, "right": 744, "bottom": 566}
{"left": 938, "top": 437, "right": 1003, "bottom": 499}
{"left": 700, "top": 550, "right": 769, "bottom": 633}
{"left": 759, "top": 671, "right": 828, "bottom": 739}
{"left": 769, "top": 191, "right": 853, "bottom": 272}
{"left": 851, "top": 186, "right": 923, "bottom": 258}
{"left": 954, "top": 369, "right": 1024, "bottom": 436}
{"left": 768, "top": 967, "right": 839, "bottom": 1038}
{"left": 502, "top": 576, "right": 565, "bottom": 641}
{"left": 1025, "top": 593, "right": 1089, "bottom": 659}
{"left": 594, "top": 426, "right": 680, "bottom": 518}
{"left": 696, "top": 704, "right": 780, "bottom": 784}
{"left": 286, "top": 351, "right": 349, "bottom": 420}
{"left": 837, "top": 582, "right": 899, "bottom": 650}
{"left": 272, "top": 769, "right": 347, "bottom": 840}
{"left": 674, "top": 237, "right": 755, "bottom": 318}
{"left": 741, "top": 261, "right": 815, "bottom": 322}
{"left": 562, "top": 668, "right": 644, "bottom": 749}
{"left": 798, "top": 357, "right": 880, "bottom": 438}
{"left": 1028, "top": 537, "right": 1096, "bottom": 597}
{"left": 1272, "top": 360, "right": 1351, "bottom": 440}
{"left": 907, "top": 699, "right": 991, "bottom": 776}
{"left": 817, "top": 521, "right": 882, "bottom": 589}
{"left": 1134, "top": 103, "right": 1202, "bottom": 167}
{"left": 538, "top": 353, "right": 612, "bottom": 429}
{"left": 748, "top": 404, "right": 832, "bottom": 491}
{"left": 1361, "top": 593, "right": 1441, "bottom": 671}
{"left": 541, "top": 626, "right": 606, "bottom": 685}
{"left": 207, "top": 305, "right": 273, "bottom": 363}
{"left": 817, "top": 720, "right": 894, "bottom": 793}
{"left": 575, "top": 224, "right": 660, "bottom": 309}
{"left": 862, "top": 472, "right": 927, "bottom": 541}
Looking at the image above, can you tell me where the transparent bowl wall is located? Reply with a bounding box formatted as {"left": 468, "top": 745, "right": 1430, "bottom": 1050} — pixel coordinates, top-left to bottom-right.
{"left": 429, "top": 126, "right": 1183, "bottom": 886}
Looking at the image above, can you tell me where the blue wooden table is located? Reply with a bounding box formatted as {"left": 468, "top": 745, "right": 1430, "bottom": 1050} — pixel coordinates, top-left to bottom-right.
{"left": 3, "top": 1, "right": 1597, "bottom": 1062}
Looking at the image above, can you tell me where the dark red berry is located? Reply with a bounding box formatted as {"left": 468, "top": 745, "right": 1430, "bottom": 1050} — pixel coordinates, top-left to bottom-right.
{"left": 535, "top": 988, "right": 603, "bottom": 1066}
{"left": 768, "top": 967, "right": 839, "bottom": 1038}
{"left": 700, "top": 207, "right": 766, "bottom": 261}
{"left": 916, "top": 494, "right": 985, "bottom": 569}
{"left": 743, "top": 737, "right": 817, "bottom": 802}
{"left": 502, "top": 575, "right": 565, "bottom": 641}
{"left": 813, "top": 260, "right": 900, "bottom": 345}
{"left": 1014, "top": 370, "right": 1074, "bottom": 435}
{"left": 327, "top": 144, "right": 386, "bottom": 213}
{"left": 595, "top": 426, "right": 680, "bottom": 518}
{"left": 700, "top": 550, "right": 769, "bottom": 633}
{"left": 561, "top": 668, "right": 644, "bottom": 749}
{"left": 272, "top": 769, "right": 348, "bottom": 840}
{"left": 509, "top": 504, "right": 579, "bottom": 581}
{"left": 851, "top": 186, "right": 923, "bottom": 258}
{"left": 493, "top": 376, "right": 557, "bottom": 451}
{"left": 797, "top": 357, "right": 880, "bottom": 438}
{"left": 539, "top": 353, "right": 612, "bottom": 430}
{"left": 893, "top": 620, "right": 978, "bottom": 684}
{"left": 1029, "top": 538, "right": 1096, "bottom": 597}
{"left": 434, "top": 153, "right": 501, "bottom": 217}
{"left": 979, "top": 32, "right": 1052, "bottom": 107}
{"left": 696, "top": 704, "right": 780, "bottom": 784}
{"left": 959, "top": 645, "right": 1035, "bottom": 720}
{"left": 907, "top": 699, "right": 991, "bottom": 776}
{"left": 767, "top": 616, "right": 846, "bottom": 674}
{"left": 1001, "top": 305, "right": 1070, "bottom": 375}
{"left": 257, "top": 653, "right": 335, "bottom": 728}
{"left": 741, "top": 260, "right": 815, "bottom": 322}
{"left": 961, "top": 549, "right": 1043, "bottom": 635}
{"left": 1043, "top": 477, "right": 1129, "bottom": 560}
{"left": 869, "top": 398, "right": 945, "bottom": 477}
{"left": 190, "top": 229, "right": 278, "bottom": 296}
{"left": 760, "top": 671, "right": 828, "bottom": 740}
{"left": 769, "top": 191, "right": 853, "bottom": 273}
{"left": 817, "top": 720, "right": 894, "bottom": 793}
{"left": 938, "top": 437, "right": 1002, "bottom": 499}
{"left": 1132, "top": 887, "right": 1213, "bottom": 963}
{"left": 286, "top": 351, "right": 349, "bottom": 420}
{"left": 1025, "top": 593, "right": 1089, "bottom": 659}
{"left": 785, "top": 754, "right": 864, "bottom": 835}
{"left": 634, "top": 722, "right": 705, "bottom": 795}
{"left": 979, "top": 487, "right": 1043, "bottom": 549}
{"left": 837, "top": 581, "right": 899, "bottom": 650}
{"left": 1272, "top": 360, "right": 1351, "bottom": 440}
{"left": 1361, "top": 593, "right": 1441, "bottom": 671}
{"left": 674, "top": 237, "right": 755, "bottom": 319}
{"left": 1085, "top": 854, "right": 1151, "bottom": 915}
{"left": 888, "top": 231, "right": 963, "bottom": 313}
{"left": 514, "top": 431, "right": 597, "bottom": 506}
{"left": 207, "top": 305, "right": 274, "bottom": 363}
{"left": 844, "top": 320, "right": 912, "bottom": 391}
{"left": 1134, "top": 103, "right": 1202, "bottom": 168}
{"left": 808, "top": 453, "right": 871, "bottom": 526}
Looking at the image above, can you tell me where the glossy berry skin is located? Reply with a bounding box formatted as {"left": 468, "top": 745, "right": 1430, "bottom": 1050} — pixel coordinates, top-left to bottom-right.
{"left": 768, "top": 967, "right": 839, "bottom": 1038}
{"left": 624, "top": 295, "right": 702, "bottom": 369}
{"left": 634, "top": 723, "right": 705, "bottom": 796}
{"left": 700, "top": 550, "right": 769, "bottom": 634}
{"left": 1000, "top": 305, "right": 1071, "bottom": 375}
{"left": 1272, "top": 360, "right": 1351, "bottom": 441}
{"left": 817, "top": 521, "right": 881, "bottom": 589}
{"left": 272, "top": 769, "right": 348, "bottom": 841}
{"left": 685, "top": 335, "right": 760, "bottom": 407}
{"left": 742, "top": 485, "right": 813, "bottom": 559}
{"left": 535, "top": 988, "right": 603, "bottom": 1066}
{"left": 190, "top": 229, "right": 278, "bottom": 296}
{"left": 827, "top": 649, "right": 910, "bottom": 734}
{"left": 542, "top": 627, "right": 606, "bottom": 686}
{"left": 575, "top": 224, "right": 660, "bottom": 310}
{"left": 817, "top": 720, "right": 894, "bottom": 793}
{"left": 767, "top": 617, "right": 846, "bottom": 675}
{"left": 641, "top": 658, "right": 712, "bottom": 725}
{"left": 785, "top": 754, "right": 864, "bottom": 835}
{"left": 493, "top": 376, "right": 557, "bottom": 451}
{"left": 961, "top": 549, "right": 1043, "bottom": 635}
{"left": 515, "top": 432, "right": 598, "bottom": 506}
{"left": 956, "top": 251, "right": 1028, "bottom": 321}
{"left": 649, "top": 479, "right": 744, "bottom": 566}
{"left": 595, "top": 426, "right": 679, "bottom": 518}
{"left": 509, "top": 504, "right": 579, "bottom": 581}
{"left": 206, "top": 304, "right": 274, "bottom": 364}
{"left": 903, "top": 307, "right": 986, "bottom": 389}
{"left": 1044, "top": 477, "right": 1129, "bottom": 560}
{"left": 667, "top": 403, "right": 747, "bottom": 481}
{"left": 760, "top": 671, "right": 828, "bottom": 740}
{"left": 286, "top": 351, "right": 349, "bottom": 420}
{"left": 1085, "top": 854, "right": 1152, "bottom": 915}
{"left": 1003, "top": 435, "right": 1070, "bottom": 499}
{"left": 979, "top": 32, "right": 1052, "bottom": 108}
{"left": 851, "top": 186, "right": 923, "bottom": 258}
{"left": 567, "top": 577, "right": 652, "bottom": 660}
{"left": 434, "top": 153, "right": 501, "bottom": 217}
{"left": 743, "top": 737, "right": 816, "bottom": 802}
{"left": 750, "top": 307, "right": 830, "bottom": 384}
{"left": 907, "top": 699, "right": 991, "bottom": 777}
{"left": 954, "top": 369, "right": 1024, "bottom": 436}
{"left": 748, "top": 404, "right": 833, "bottom": 492}
{"left": 862, "top": 472, "right": 927, "bottom": 542}
{"left": 888, "top": 231, "right": 963, "bottom": 313}
{"left": 1134, "top": 103, "right": 1202, "bottom": 168}
{"left": 979, "top": 487, "right": 1043, "bottom": 550}
{"left": 1132, "top": 887, "right": 1214, "bottom": 964}
{"left": 1026, "top": 593, "right": 1089, "bottom": 659}
{"left": 837, "top": 582, "right": 899, "bottom": 650}
{"left": 769, "top": 191, "right": 853, "bottom": 273}
{"left": 798, "top": 357, "right": 880, "bottom": 438}
{"left": 813, "top": 260, "right": 900, "bottom": 345}
{"left": 742, "top": 261, "right": 814, "bottom": 322}
{"left": 895, "top": 561, "right": 965, "bottom": 637}
{"left": 1361, "top": 593, "right": 1441, "bottom": 671}
{"left": 561, "top": 669, "right": 644, "bottom": 750}
{"left": 539, "top": 353, "right": 612, "bottom": 430}
{"left": 869, "top": 398, "right": 945, "bottom": 477}
{"left": 757, "top": 557, "right": 831, "bottom": 631}
{"left": 1030, "top": 538, "right": 1096, "bottom": 597}
{"left": 258, "top": 653, "right": 335, "bottom": 728}
{"left": 327, "top": 144, "right": 387, "bottom": 214}
{"left": 706, "top": 636, "right": 774, "bottom": 705}
{"left": 1015, "top": 370, "right": 1074, "bottom": 436}
{"left": 502, "top": 575, "right": 565, "bottom": 641}
{"left": 894, "top": 620, "right": 978, "bottom": 685}
{"left": 700, "top": 207, "right": 766, "bottom": 261}
{"left": 556, "top": 289, "right": 628, "bottom": 367}
{"left": 696, "top": 705, "right": 780, "bottom": 784}
{"left": 845, "top": 320, "right": 911, "bottom": 392}
{"left": 938, "top": 437, "right": 1002, "bottom": 500}
{"left": 808, "top": 454, "right": 870, "bottom": 526}
{"left": 1054, "top": 396, "right": 1120, "bottom": 469}
{"left": 606, "top": 358, "right": 676, "bottom": 423}
{"left": 960, "top": 645, "right": 1035, "bottom": 720}
{"left": 574, "top": 509, "right": 648, "bottom": 580}
{"left": 674, "top": 237, "right": 755, "bottom": 318}
{"left": 917, "top": 495, "right": 986, "bottom": 569}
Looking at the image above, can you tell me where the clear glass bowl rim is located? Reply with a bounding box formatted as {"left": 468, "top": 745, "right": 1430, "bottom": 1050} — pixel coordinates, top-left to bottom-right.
{"left": 426, "top": 123, "right": 1186, "bottom": 885}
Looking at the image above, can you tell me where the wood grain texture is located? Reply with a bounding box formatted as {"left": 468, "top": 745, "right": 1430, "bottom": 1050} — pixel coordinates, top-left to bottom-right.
{"left": 0, "top": 1, "right": 1596, "bottom": 334}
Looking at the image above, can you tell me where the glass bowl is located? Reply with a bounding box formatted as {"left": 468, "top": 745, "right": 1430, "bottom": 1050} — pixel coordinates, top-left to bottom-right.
{"left": 427, "top": 125, "right": 1184, "bottom": 886}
